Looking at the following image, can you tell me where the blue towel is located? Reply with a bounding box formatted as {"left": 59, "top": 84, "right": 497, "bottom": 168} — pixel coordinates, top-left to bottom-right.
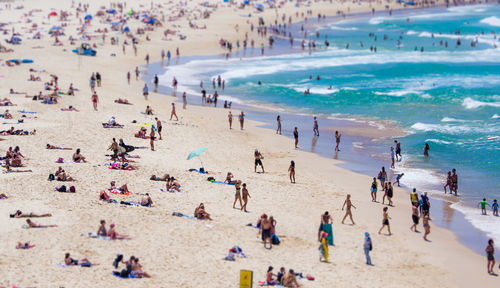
{"left": 212, "top": 181, "right": 235, "bottom": 185}
{"left": 112, "top": 272, "right": 136, "bottom": 279}
{"left": 19, "top": 110, "right": 37, "bottom": 114}
{"left": 189, "top": 168, "right": 214, "bottom": 175}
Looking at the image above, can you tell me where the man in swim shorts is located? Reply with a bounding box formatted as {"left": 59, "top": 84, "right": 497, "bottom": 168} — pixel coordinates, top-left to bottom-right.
{"left": 254, "top": 149, "right": 264, "bottom": 173}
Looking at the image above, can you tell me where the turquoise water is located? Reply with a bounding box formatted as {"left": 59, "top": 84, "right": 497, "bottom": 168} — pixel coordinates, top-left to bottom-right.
{"left": 161, "top": 5, "right": 500, "bottom": 243}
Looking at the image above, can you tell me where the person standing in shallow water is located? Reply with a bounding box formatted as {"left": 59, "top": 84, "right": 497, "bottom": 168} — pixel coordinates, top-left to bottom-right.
{"left": 313, "top": 116, "right": 319, "bottom": 136}
{"left": 293, "top": 127, "right": 299, "bottom": 149}
{"left": 334, "top": 131, "right": 341, "bottom": 151}
{"left": 424, "top": 142, "right": 430, "bottom": 157}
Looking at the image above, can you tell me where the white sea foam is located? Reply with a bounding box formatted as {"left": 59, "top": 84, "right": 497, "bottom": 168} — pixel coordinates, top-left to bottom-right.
{"left": 407, "top": 30, "right": 418, "bottom": 35}
{"left": 451, "top": 202, "right": 500, "bottom": 247}
{"left": 492, "top": 114, "right": 500, "bottom": 119}
{"left": 462, "top": 97, "right": 500, "bottom": 109}
{"left": 480, "top": 16, "right": 500, "bottom": 27}
{"left": 420, "top": 93, "right": 432, "bottom": 99}
{"left": 374, "top": 90, "right": 421, "bottom": 97}
{"left": 325, "top": 24, "right": 358, "bottom": 31}
{"left": 425, "top": 138, "right": 452, "bottom": 145}
{"left": 441, "top": 117, "right": 466, "bottom": 122}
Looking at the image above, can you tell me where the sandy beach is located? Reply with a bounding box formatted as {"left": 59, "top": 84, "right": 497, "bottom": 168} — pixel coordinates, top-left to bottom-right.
{"left": 0, "top": 0, "right": 498, "bottom": 287}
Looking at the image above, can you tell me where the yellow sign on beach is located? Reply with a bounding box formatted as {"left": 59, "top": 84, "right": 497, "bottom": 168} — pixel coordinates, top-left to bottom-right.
{"left": 240, "top": 270, "right": 253, "bottom": 288}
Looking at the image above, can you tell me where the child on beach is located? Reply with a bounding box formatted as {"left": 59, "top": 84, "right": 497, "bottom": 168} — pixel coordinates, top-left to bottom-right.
{"left": 319, "top": 231, "right": 329, "bottom": 262}
{"left": 378, "top": 207, "right": 391, "bottom": 235}
{"left": 492, "top": 200, "right": 499, "bottom": 216}
{"left": 395, "top": 173, "right": 404, "bottom": 187}
{"left": 478, "top": 198, "right": 491, "bottom": 215}
{"left": 288, "top": 160, "right": 295, "bottom": 183}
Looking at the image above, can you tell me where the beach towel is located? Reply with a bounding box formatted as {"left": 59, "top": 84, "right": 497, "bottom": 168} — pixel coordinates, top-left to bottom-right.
{"left": 110, "top": 189, "right": 131, "bottom": 196}
{"left": 322, "top": 223, "right": 334, "bottom": 246}
{"left": 19, "top": 110, "right": 37, "bottom": 114}
{"left": 189, "top": 168, "right": 214, "bottom": 174}
{"left": 102, "top": 123, "right": 123, "bottom": 128}
{"left": 108, "top": 166, "right": 135, "bottom": 171}
{"left": 16, "top": 244, "right": 35, "bottom": 249}
{"left": 134, "top": 134, "right": 150, "bottom": 139}
{"left": 112, "top": 272, "right": 136, "bottom": 279}
{"left": 211, "top": 181, "right": 235, "bottom": 185}
{"left": 159, "top": 188, "right": 184, "bottom": 193}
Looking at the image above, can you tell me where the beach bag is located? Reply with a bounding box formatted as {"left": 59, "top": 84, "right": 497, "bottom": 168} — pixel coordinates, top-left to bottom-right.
{"left": 69, "top": 186, "right": 76, "bottom": 193}
{"left": 207, "top": 177, "right": 215, "bottom": 182}
{"left": 199, "top": 167, "right": 205, "bottom": 173}
{"left": 57, "top": 185, "right": 67, "bottom": 192}
{"left": 57, "top": 157, "right": 64, "bottom": 163}
{"left": 48, "top": 174, "right": 55, "bottom": 181}
{"left": 271, "top": 234, "right": 280, "bottom": 245}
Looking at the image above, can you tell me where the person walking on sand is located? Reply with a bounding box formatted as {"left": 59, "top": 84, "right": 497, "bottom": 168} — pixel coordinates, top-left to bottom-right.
{"left": 341, "top": 194, "right": 356, "bottom": 224}
{"left": 91, "top": 92, "right": 98, "bottom": 111}
{"left": 486, "top": 239, "right": 496, "bottom": 275}
{"left": 149, "top": 126, "right": 155, "bottom": 151}
{"left": 155, "top": 117, "right": 162, "bottom": 140}
{"left": 390, "top": 146, "right": 395, "bottom": 168}
{"left": 239, "top": 111, "right": 245, "bottom": 130}
{"left": 363, "top": 232, "right": 373, "bottom": 265}
{"left": 276, "top": 115, "right": 282, "bottom": 134}
{"left": 254, "top": 149, "right": 264, "bottom": 173}
{"left": 378, "top": 207, "right": 391, "bottom": 235}
{"left": 241, "top": 183, "right": 251, "bottom": 212}
{"left": 313, "top": 116, "right": 319, "bottom": 136}
{"left": 182, "top": 92, "right": 187, "bottom": 109}
{"left": 154, "top": 74, "right": 159, "bottom": 91}
{"left": 479, "top": 198, "right": 491, "bottom": 215}
{"left": 143, "top": 84, "right": 149, "bottom": 100}
{"left": 386, "top": 182, "right": 394, "bottom": 206}
{"left": 228, "top": 111, "right": 233, "bottom": 129}
{"left": 293, "top": 127, "right": 299, "bottom": 149}
{"left": 378, "top": 167, "right": 387, "bottom": 188}
{"left": 371, "top": 177, "right": 378, "bottom": 202}
{"left": 410, "top": 203, "right": 420, "bottom": 232}
{"left": 233, "top": 180, "right": 243, "bottom": 209}
{"left": 422, "top": 214, "right": 431, "bottom": 241}
{"left": 288, "top": 160, "right": 295, "bottom": 183}
{"left": 170, "top": 103, "right": 178, "bottom": 121}
{"left": 318, "top": 211, "right": 332, "bottom": 241}
{"left": 127, "top": 71, "right": 131, "bottom": 84}
{"left": 135, "top": 66, "right": 139, "bottom": 80}
{"left": 334, "top": 131, "right": 341, "bottom": 151}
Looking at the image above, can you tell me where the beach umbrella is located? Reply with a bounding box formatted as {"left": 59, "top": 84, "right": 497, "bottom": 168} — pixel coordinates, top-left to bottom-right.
{"left": 51, "top": 26, "right": 62, "bottom": 30}
{"left": 84, "top": 14, "right": 93, "bottom": 20}
{"left": 123, "top": 26, "right": 130, "bottom": 32}
{"left": 107, "top": 9, "right": 117, "bottom": 14}
{"left": 187, "top": 148, "right": 207, "bottom": 168}
{"left": 110, "top": 22, "right": 120, "bottom": 25}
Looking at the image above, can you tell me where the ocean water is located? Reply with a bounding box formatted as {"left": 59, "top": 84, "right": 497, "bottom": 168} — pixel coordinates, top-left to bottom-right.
{"left": 159, "top": 5, "right": 500, "bottom": 246}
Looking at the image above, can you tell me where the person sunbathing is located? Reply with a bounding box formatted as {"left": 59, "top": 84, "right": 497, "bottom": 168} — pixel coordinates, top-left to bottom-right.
{"left": 194, "top": 203, "right": 212, "bottom": 220}
{"left": 97, "top": 220, "right": 107, "bottom": 236}
{"left": 145, "top": 106, "right": 153, "bottom": 115}
{"left": 55, "top": 169, "right": 75, "bottom": 181}
{"left": 72, "top": 148, "right": 87, "bottom": 163}
{"left": 109, "top": 162, "right": 137, "bottom": 170}
{"left": 150, "top": 173, "right": 170, "bottom": 181}
{"left": 10, "top": 210, "right": 52, "bottom": 218}
{"left": 10, "top": 89, "right": 26, "bottom": 95}
{"left": 0, "top": 193, "right": 8, "bottom": 199}
{"left": 1, "top": 98, "right": 16, "bottom": 106}
{"left": 67, "top": 84, "right": 75, "bottom": 96}
{"left": 64, "top": 253, "right": 93, "bottom": 267}
{"left": 3, "top": 110, "right": 13, "bottom": 119}
{"left": 107, "top": 223, "right": 129, "bottom": 240}
{"left": 224, "top": 172, "right": 237, "bottom": 184}
{"left": 114, "top": 98, "right": 132, "bottom": 105}
{"left": 136, "top": 127, "right": 147, "bottom": 138}
{"left": 103, "top": 117, "right": 123, "bottom": 128}
{"left": 140, "top": 193, "right": 153, "bottom": 207}
{"left": 26, "top": 219, "right": 57, "bottom": 228}
{"left": 60, "top": 106, "right": 79, "bottom": 111}
{"left": 110, "top": 181, "right": 130, "bottom": 194}
{"left": 46, "top": 144, "right": 72, "bottom": 150}
{"left": 16, "top": 242, "right": 32, "bottom": 249}
{"left": 131, "top": 258, "right": 151, "bottom": 278}
{"left": 167, "top": 177, "right": 181, "bottom": 192}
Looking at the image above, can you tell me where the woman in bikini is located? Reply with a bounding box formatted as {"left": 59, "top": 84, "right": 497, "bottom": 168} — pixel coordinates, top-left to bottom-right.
{"left": 233, "top": 181, "right": 243, "bottom": 209}
{"left": 378, "top": 207, "right": 391, "bottom": 235}
{"left": 11, "top": 210, "right": 52, "bottom": 218}
{"left": 65, "top": 253, "right": 92, "bottom": 267}
{"left": 107, "top": 223, "right": 129, "bottom": 240}
{"left": 97, "top": 220, "right": 107, "bottom": 236}
{"left": 225, "top": 172, "right": 237, "bottom": 184}
{"left": 26, "top": 219, "right": 57, "bottom": 228}
{"left": 370, "top": 177, "right": 378, "bottom": 202}
{"left": 341, "top": 194, "right": 356, "bottom": 225}
{"left": 241, "top": 183, "right": 251, "bottom": 212}
{"left": 149, "top": 126, "right": 155, "bottom": 151}
{"left": 150, "top": 173, "right": 170, "bottom": 181}
{"left": 422, "top": 214, "right": 431, "bottom": 241}
{"left": 47, "top": 144, "right": 72, "bottom": 150}
{"left": 288, "top": 160, "right": 295, "bottom": 183}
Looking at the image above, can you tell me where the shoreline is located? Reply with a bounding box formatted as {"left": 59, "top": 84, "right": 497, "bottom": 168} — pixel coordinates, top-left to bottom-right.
{"left": 1, "top": 0, "right": 498, "bottom": 287}
{"left": 146, "top": 3, "right": 496, "bottom": 254}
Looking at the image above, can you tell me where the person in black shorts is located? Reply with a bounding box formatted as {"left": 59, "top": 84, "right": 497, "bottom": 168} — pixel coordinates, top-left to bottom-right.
{"left": 254, "top": 149, "right": 264, "bottom": 173}
{"left": 410, "top": 202, "right": 419, "bottom": 232}
{"left": 155, "top": 117, "right": 162, "bottom": 140}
